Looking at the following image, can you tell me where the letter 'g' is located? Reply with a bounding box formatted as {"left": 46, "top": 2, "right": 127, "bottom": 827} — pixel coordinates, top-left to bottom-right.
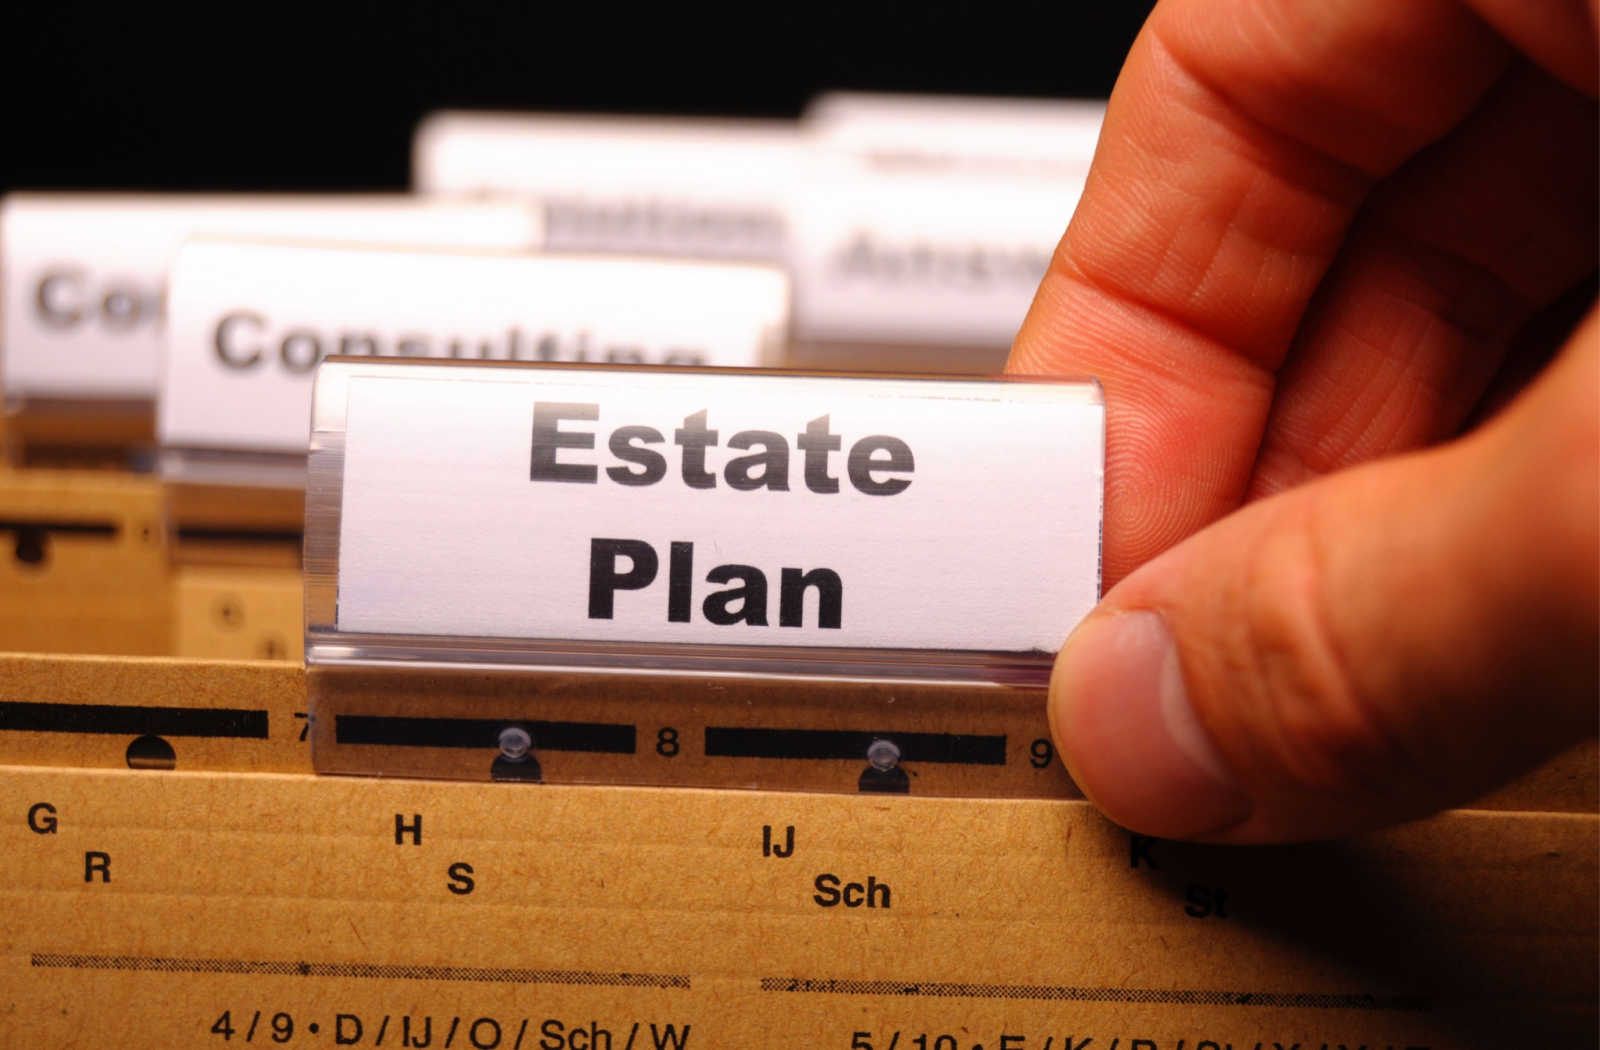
{"left": 27, "top": 802, "right": 57, "bottom": 834}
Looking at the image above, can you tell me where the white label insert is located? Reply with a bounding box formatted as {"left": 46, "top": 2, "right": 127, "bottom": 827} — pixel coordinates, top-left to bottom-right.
{"left": 804, "top": 91, "right": 1104, "bottom": 179}
{"left": 161, "top": 241, "right": 790, "bottom": 456}
{"left": 787, "top": 159, "right": 1082, "bottom": 348}
{"left": 326, "top": 363, "right": 1102, "bottom": 657}
{"left": 413, "top": 112, "right": 801, "bottom": 261}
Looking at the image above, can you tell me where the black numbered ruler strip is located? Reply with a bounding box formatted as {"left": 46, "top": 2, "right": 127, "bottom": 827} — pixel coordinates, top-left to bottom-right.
{"left": 0, "top": 651, "right": 1070, "bottom": 796}
{"left": 0, "top": 655, "right": 307, "bottom": 774}
{"left": 307, "top": 665, "right": 1069, "bottom": 796}
{"left": 2, "top": 765, "right": 1594, "bottom": 1048}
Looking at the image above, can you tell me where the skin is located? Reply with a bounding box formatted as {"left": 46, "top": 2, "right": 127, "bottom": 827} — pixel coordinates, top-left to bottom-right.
{"left": 1007, "top": 0, "right": 1598, "bottom": 842}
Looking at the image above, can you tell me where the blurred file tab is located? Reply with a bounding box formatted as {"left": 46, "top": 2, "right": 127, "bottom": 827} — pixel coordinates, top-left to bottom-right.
{"left": 788, "top": 159, "right": 1081, "bottom": 352}
{"left": 805, "top": 91, "right": 1105, "bottom": 177}
{"left": 0, "top": 194, "right": 543, "bottom": 406}
{"left": 412, "top": 112, "right": 803, "bottom": 261}
{"left": 159, "top": 241, "right": 790, "bottom": 474}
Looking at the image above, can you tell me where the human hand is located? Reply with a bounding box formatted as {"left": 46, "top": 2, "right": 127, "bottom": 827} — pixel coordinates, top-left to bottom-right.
{"left": 1008, "top": 0, "right": 1598, "bottom": 842}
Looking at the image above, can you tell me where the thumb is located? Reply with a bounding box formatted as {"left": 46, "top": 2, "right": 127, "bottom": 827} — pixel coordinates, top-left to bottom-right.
{"left": 1053, "top": 317, "right": 1599, "bottom": 843}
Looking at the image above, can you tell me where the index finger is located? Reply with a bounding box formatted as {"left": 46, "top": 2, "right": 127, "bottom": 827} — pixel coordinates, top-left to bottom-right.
{"left": 1007, "top": 0, "right": 1513, "bottom": 585}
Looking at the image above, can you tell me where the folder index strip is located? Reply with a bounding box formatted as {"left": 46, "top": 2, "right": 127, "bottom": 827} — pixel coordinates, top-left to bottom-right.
{"left": 0, "top": 701, "right": 269, "bottom": 738}
{"left": 335, "top": 715, "right": 636, "bottom": 754}
{"left": 705, "top": 727, "right": 1006, "bottom": 765}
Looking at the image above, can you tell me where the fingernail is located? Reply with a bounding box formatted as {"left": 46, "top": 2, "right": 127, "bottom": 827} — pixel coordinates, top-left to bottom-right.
{"left": 1052, "top": 610, "right": 1251, "bottom": 837}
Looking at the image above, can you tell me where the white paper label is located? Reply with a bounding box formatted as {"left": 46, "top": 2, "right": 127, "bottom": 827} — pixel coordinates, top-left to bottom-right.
{"left": 412, "top": 113, "right": 802, "bottom": 261}
{"left": 804, "top": 91, "right": 1104, "bottom": 179}
{"left": 0, "top": 194, "right": 542, "bottom": 400}
{"left": 160, "top": 241, "right": 790, "bottom": 456}
{"left": 787, "top": 161, "right": 1083, "bottom": 348}
{"left": 331, "top": 365, "right": 1102, "bottom": 655}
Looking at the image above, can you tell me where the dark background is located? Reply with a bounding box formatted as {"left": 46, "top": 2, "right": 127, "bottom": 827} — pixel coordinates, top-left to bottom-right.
{"left": 2, "top": 2, "right": 1154, "bottom": 193}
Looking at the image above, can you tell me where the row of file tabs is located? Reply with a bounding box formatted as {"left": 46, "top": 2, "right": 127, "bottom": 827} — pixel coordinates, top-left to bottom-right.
{"left": 3, "top": 92, "right": 1106, "bottom": 471}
